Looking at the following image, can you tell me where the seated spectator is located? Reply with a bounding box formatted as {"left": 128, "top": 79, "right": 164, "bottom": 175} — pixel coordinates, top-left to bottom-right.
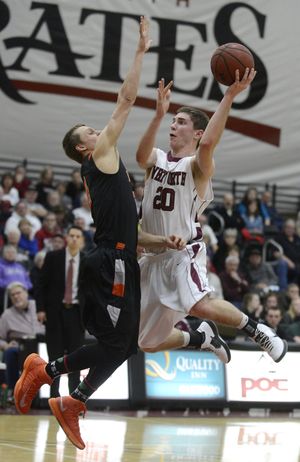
{"left": 206, "top": 257, "right": 224, "bottom": 300}
{"left": 282, "top": 298, "right": 300, "bottom": 324}
{"left": 18, "top": 218, "right": 39, "bottom": 260}
{"left": 44, "top": 191, "right": 73, "bottom": 231}
{"left": 56, "top": 181, "right": 73, "bottom": 210}
{"left": 73, "top": 216, "right": 95, "bottom": 252}
{"left": 278, "top": 283, "right": 300, "bottom": 312}
{"left": 241, "top": 292, "right": 263, "bottom": 323}
{"left": 213, "top": 228, "right": 239, "bottom": 273}
{"left": 214, "top": 192, "right": 243, "bottom": 230}
{"left": 219, "top": 255, "right": 249, "bottom": 308}
{"left": 198, "top": 213, "right": 218, "bottom": 255}
{"left": 4, "top": 200, "right": 42, "bottom": 236}
{"left": 260, "top": 190, "right": 283, "bottom": 231}
{"left": 35, "top": 166, "right": 56, "bottom": 207}
{"left": 4, "top": 228, "right": 30, "bottom": 270}
{"left": 0, "top": 172, "right": 20, "bottom": 207}
{"left": 243, "top": 247, "right": 279, "bottom": 294}
{"left": 287, "top": 323, "right": 300, "bottom": 344}
{"left": 263, "top": 306, "right": 293, "bottom": 341}
{"left": 0, "top": 199, "right": 13, "bottom": 235}
{"left": 45, "top": 190, "right": 65, "bottom": 213}
{"left": 237, "top": 187, "right": 270, "bottom": 226}
{"left": 240, "top": 199, "right": 265, "bottom": 244}
{"left": 24, "top": 185, "right": 48, "bottom": 219}
{"left": 262, "top": 292, "right": 280, "bottom": 313}
{"left": 35, "top": 212, "right": 61, "bottom": 251}
{"left": 0, "top": 282, "right": 44, "bottom": 400}
{"left": 13, "top": 164, "right": 31, "bottom": 198}
{"left": 72, "top": 192, "right": 93, "bottom": 230}
{"left": 274, "top": 218, "right": 300, "bottom": 284}
{"left": 50, "top": 233, "right": 66, "bottom": 251}
{"left": 0, "top": 245, "right": 32, "bottom": 314}
{"left": 65, "top": 168, "right": 84, "bottom": 209}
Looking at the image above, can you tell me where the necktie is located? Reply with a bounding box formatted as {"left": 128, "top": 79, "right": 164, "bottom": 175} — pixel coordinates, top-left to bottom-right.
{"left": 64, "top": 258, "right": 74, "bottom": 304}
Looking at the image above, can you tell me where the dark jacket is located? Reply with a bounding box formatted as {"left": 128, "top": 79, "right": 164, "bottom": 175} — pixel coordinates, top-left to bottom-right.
{"left": 35, "top": 248, "right": 84, "bottom": 328}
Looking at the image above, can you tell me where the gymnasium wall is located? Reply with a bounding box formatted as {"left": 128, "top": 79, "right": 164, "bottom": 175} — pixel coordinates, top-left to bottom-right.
{"left": 1, "top": 1, "right": 300, "bottom": 186}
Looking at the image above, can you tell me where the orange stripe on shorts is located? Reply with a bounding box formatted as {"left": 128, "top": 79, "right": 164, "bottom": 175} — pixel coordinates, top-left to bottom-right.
{"left": 112, "top": 283, "right": 125, "bottom": 297}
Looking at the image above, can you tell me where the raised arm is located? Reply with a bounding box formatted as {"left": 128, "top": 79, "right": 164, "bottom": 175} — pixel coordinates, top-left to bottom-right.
{"left": 193, "top": 68, "right": 257, "bottom": 179}
{"left": 136, "top": 78, "right": 173, "bottom": 169}
{"left": 93, "top": 16, "right": 151, "bottom": 163}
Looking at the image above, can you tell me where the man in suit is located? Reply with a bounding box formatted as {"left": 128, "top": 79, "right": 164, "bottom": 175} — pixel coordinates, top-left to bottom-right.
{"left": 36, "top": 225, "right": 85, "bottom": 397}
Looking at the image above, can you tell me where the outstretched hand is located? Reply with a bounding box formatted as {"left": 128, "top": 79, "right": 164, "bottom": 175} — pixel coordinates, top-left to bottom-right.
{"left": 138, "top": 16, "right": 152, "bottom": 53}
{"left": 156, "top": 78, "right": 173, "bottom": 118}
{"left": 226, "top": 67, "right": 257, "bottom": 97}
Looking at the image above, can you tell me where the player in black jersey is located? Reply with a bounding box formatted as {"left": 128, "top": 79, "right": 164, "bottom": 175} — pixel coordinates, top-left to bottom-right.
{"left": 14, "top": 16, "right": 182, "bottom": 450}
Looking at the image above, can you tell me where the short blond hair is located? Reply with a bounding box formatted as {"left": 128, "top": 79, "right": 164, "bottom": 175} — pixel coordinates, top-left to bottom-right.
{"left": 7, "top": 281, "right": 27, "bottom": 295}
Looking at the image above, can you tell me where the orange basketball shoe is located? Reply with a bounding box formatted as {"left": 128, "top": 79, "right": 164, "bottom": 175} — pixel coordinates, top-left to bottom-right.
{"left": 48, "top": 396, "right": 86, "bottom": 450}
{"left": 14, "top": 353, "right": 53, "bottom": 414}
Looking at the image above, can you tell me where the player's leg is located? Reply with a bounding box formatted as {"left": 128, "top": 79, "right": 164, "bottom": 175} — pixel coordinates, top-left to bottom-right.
{"left": 190, "top": 296, "right": 287, "bottom": 362}
{"left": 48, "top": 342, "right": 128, "bottom": 451}
{"left": 48, "top": 249, "right": 141, "bottom": 450}
{"left": 141, "top": 327, "right": 184, "bottom": 352}
{"left": 139, "top": 249, "right": 231, "bottom": 362}
{"left": 139, "top": 299, "right": 231, "bottom": 363}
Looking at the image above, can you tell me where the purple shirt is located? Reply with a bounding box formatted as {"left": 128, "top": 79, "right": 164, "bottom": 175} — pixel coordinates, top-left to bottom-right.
{"left": 0, "top": 259, "right": 32, "bottom": 290}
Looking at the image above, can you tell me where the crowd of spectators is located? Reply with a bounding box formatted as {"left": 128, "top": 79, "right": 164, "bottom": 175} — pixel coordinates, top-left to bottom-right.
{"left": 194, "top": 186, "right": 300, "bottom": 343}
{"left": 0, "top": 163, "right": 300, "bottom": 401}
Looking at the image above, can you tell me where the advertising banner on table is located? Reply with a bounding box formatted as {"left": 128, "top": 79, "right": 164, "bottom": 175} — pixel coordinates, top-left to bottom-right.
{"left": 145, "top": 350, "right": 225, "bottom": 399}
{"left": 1, "top": 1, "right": 300, "bottom": 185}
{"left": 226, "top": 349, "right": 300, "bottom": 402}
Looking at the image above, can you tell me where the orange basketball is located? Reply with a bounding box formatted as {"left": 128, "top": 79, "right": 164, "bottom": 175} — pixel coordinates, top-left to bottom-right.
{"left": 210, "top": 43, "right": 254, "bottom": 86}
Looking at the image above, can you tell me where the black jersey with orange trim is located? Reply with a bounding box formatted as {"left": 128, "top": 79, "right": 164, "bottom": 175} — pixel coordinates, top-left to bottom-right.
{"left": 81, "top": 154, "right": 138, "bottom": 253}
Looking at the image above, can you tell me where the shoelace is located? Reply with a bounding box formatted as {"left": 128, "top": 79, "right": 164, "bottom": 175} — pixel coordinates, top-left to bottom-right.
{"left": 255, "top": 330, "right": 273, "bottom": 352}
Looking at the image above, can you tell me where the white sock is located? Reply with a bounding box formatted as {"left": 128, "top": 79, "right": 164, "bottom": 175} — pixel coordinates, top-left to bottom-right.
{"left": 237, "top": 313, "right": 249, "bottom": 330}
{"left": 181, "top": 331, "right": 190, "bottom": 347}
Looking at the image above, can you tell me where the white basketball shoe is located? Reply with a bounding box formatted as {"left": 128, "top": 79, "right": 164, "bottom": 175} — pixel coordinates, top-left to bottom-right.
{"left": 197, "top": 320, "right": 231, "bottom": 363}
{"left": 253, "top": 323, "right": 288, "bottom": 362}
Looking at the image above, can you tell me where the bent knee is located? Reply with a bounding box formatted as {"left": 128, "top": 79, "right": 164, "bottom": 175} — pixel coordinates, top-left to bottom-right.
{"left": 140, "top": 346, "right": 160, "bottom": 353}
{"left": 138, "top": 339, "right": 160, "bottom": 353}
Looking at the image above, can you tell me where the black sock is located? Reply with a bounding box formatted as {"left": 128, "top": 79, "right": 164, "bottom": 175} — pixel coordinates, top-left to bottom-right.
{"left": 241, "top": 317, "right": 258, "bottom": 337}
{"left": 45, "top": 356, "right": 68, "bottom": 379}
{"left": 71, "top": 379, "right": 95, "bottom": 403}
{"left": 188, "top": 330, "right": 205, "bottom": 347}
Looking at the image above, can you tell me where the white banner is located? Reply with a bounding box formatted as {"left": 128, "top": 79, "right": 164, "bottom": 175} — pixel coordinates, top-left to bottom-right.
{"left": 1, "top": 0, "right": 300, "bottom": 185}
{"left": 226, "top": 349, "right": 300, "bottom": 402}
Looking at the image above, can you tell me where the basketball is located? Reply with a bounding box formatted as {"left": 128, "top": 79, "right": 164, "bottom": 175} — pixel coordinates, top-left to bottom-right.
{"left": 210, "top": 43, "right": 255, "bottom": 86}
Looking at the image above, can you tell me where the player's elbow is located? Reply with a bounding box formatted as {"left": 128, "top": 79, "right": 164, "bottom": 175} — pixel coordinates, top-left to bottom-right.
{"left": 199, "top": 137, "right": 214, "bottom": 152}
{"left": 118, "top": 91, "right": 136, "bottom": 108}
{"left": 136, "top": 158, "right": 148, "bottom": 170}
{"left": 136, "top": 150, "right": 150, "bottom": 169}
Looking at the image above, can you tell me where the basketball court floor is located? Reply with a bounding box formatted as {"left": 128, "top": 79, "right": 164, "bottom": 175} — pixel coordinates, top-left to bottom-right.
{"left": 1, "top": 409, "right": 300, "bottom": 462}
